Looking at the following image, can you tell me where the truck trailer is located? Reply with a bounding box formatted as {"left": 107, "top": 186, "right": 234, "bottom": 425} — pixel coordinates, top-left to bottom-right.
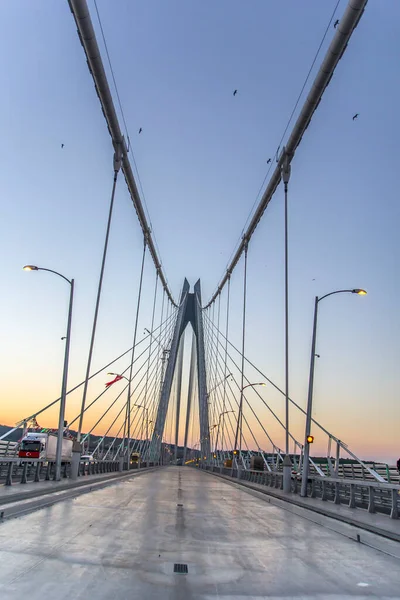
{"left": 18, "top": 432, "right": 73, "bottom": 461}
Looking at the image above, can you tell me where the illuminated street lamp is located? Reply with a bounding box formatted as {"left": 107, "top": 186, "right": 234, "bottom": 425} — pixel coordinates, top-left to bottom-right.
{"left": 301, "top": 288, "right": 367, "bottom": 497}
{"left": 23, "top": 265, "right": 74, "bottom": 481}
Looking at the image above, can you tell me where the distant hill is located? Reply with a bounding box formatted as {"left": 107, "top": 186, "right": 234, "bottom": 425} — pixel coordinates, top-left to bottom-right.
{"left": 0, "top": 425, "right": 23, "bottom": 442}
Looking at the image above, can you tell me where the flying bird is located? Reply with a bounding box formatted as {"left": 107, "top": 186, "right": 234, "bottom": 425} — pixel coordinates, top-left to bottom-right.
{"left": 138, "top": 127, "right": 142, "bottom": 134}
{"left": 233, "top": 89, "right": 237, "bottom": 96}
{"left": 61, "top": 143, "right": 64, "bottom": 149}
{"left": 334, "top": 19, "right": 339, "bottom": 28}
{"left": 267, "top": 158, "right": 271, "bottom": 164}
{"left": 352, "top": 113, "right": 359, "bottom": 121}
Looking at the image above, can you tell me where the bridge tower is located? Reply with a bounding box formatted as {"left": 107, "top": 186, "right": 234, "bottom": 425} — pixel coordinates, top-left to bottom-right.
{"left": 148, "top": 279, "right": 210, "bottom": 462}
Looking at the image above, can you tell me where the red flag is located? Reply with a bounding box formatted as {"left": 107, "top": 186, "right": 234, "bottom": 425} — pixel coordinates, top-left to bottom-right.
{"left": 105, "top": 375, "right": 123, "bottom": 387}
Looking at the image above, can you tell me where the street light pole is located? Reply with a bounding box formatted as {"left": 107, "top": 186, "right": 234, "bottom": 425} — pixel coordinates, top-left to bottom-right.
{"left": 23, "top": 265, "right": 74, "bottom": 482}
{"left": 234, "top": 382, "right": 265, "bottom": 467}
{"left": 206, "top": 373, "right": 232, "bottom": 401}
{"left": 282, "top": 152, "right": 291, "bottom": 457}
{"left": 55, "top": 278, "right": 74, "bottom": 481}
{"left": 300, "top": 288, "right": 367, "bottom": 497}
{"left": 134, "top": 404, "right": 149, "bottom": 466}
{"left": 214, "top": 410, "right": 234, "bottom": 458}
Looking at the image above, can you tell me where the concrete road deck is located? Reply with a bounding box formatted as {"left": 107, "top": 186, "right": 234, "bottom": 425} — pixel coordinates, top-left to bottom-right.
{"left": 0, "top": 467, "right": 399, "bottom": 599}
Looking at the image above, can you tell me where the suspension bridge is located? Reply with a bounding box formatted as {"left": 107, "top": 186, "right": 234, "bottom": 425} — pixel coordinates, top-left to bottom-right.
{"left": 1, "top": 0, "right": 400, "bottom": 597}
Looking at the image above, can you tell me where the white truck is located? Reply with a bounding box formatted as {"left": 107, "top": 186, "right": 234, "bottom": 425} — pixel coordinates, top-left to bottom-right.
{"left": 18, "top": 432, "right": 73, "bottom": 462}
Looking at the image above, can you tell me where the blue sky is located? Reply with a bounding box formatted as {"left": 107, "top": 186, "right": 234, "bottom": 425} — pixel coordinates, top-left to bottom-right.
{"left": 0, "top": 1, "right": 399, "bottom": 461}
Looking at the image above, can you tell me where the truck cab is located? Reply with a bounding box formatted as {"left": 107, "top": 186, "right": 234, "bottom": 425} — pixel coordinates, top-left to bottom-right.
{"left": 18, "top": 433, "right": 47, "bottom": 459}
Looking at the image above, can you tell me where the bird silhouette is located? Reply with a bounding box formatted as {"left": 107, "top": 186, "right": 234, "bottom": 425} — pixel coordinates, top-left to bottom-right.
{"left": 267, "top": 158, "right": 271, "bottom": 164}
{"left": 61, "top": 144, "right": 64, "bottom": 149}
{"left": 233, "top": 89, "right": 237, "bottom": 96}
{"left": 334, "top": 19, "right": 339, "bottom": 28}
{"left": 352, "top": 113, "right": 359, "bottom": 121}
{"left": 138, "top": 127, "right": 142, "bottom": 134}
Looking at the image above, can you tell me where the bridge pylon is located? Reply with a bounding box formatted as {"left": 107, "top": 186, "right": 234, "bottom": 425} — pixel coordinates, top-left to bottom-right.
{"left": 148, "top": 279, "right": 210, "bottom": 462}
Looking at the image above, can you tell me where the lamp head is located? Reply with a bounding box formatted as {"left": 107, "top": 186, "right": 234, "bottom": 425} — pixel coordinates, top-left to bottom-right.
{"left": 352, "top": 289, "right": 367, "bottom": 296}
{"left": 23, "top": 265, "right": 39, "bottom": 271}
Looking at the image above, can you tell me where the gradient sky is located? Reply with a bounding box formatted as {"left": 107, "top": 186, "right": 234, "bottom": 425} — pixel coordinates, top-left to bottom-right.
{"left": 0, "top": 1, "right": 399, "bottom": 462}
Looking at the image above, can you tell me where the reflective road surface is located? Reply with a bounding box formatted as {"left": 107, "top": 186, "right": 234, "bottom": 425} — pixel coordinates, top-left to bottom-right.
{"left": 0, "top": 467, "right": 399, "bottom": 599}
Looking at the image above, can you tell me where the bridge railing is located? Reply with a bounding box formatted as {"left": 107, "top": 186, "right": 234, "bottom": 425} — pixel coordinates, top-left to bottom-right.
{"left": 0, "top": 458, "right": 155, "bottom": 486}
{"left": 0, "top": 441, "right": 18, "bottom": 458}
{"left": 198, "top": 464, "right": 400, "bottom": 520}
{"left": 209, "top": 453, "right": 399, "bottom": 484}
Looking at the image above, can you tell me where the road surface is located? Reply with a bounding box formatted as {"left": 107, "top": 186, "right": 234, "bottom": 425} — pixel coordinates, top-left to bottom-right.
{"left": 0, "top": 467, "right": 399, "bottom": 599}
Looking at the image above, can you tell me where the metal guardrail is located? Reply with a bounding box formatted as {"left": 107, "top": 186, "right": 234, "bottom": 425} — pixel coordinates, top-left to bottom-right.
{"left": 208, "top": 454, "right": 400, "bottom": 484}
{"left": 199, "top": 465, "right": 400, "bottom": 520}
{"left": 0, "top": 441, "right": 18, "bottom": 458}
{"left": 0, "top": 458, "right": 156, "bottom": 486}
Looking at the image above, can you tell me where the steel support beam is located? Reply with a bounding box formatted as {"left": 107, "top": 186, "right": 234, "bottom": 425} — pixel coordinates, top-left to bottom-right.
{"left": 183, "top": 332, "right": 197, "bottom": 464}
{"left": 149, "top": 279, "right": 209, "bottom": 462}
{"left": 174, "top": 333, "right": 185, "bottom": 463}
{"left": 149, "top": 281, "right": 190, "bottom": 460}
{"left": 194, "top": 281, "right": 210, "bottom": 459}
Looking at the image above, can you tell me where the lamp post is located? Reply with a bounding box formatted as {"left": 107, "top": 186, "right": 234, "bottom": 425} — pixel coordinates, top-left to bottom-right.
{"left": 134, "top": 404, "right": 149, "bottom": 465}
{"left": 207, "top": 373, "right": 232, "bottom": 400}
{"left": 23, "top": 265, "right": 74, "bottom": 481}
{"left": 214, "top": 410, "right": 234, "bottom": 460}
{"left": 300, "top": 288, "right": 367, "bottom": 497}
{"left": 234, "top": 382, "right": 266, "bottom": 466}
{"left": 206, "top": 374, "right": 232, "bottom": 464}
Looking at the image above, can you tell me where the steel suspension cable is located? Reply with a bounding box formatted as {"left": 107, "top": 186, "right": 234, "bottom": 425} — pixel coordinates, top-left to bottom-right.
{"left": 203, "top": 310, "right": 300, "bottom": 451}
{"left": 234, "top": 242, "right": 248, "bottom": 457}
{"left": 8, "top": 310, "right": 176, "bottom": 437}
{"left": 142, "top": 271, "right": 159, "bottom": 424}
{"left": 125, "top": 237, "right": 147, "bottom": 462}
{"left": 68, "top": 324, "right": 166, "bottom": 429}
{"left": 153, "top": 288, "right": 165, "bottom": 411}
{"left": 92, "top": 397, "right": 129, "bottom": 457}
{"left": 83, "top": 342, "right": 162, "bottom": 444}
{"left": 205, "top": 0, "right": 368, "bottom": 308}
{"left": 202, "top": 308, "right": 335, "bottom": 443}
{"left": 221, "top": 276, "right": 231, "bottom": 454}
{"left": 204, "top": 312, "right": 283, "bottom": 449}
{"left": 78, "top": 151, "right": 122, "bottom": 441}
{"left": 210, "top": 294, "right": 222, "bottom": 439}
{"left": 208, "top": 349, "right": 259, "bottom": 455}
